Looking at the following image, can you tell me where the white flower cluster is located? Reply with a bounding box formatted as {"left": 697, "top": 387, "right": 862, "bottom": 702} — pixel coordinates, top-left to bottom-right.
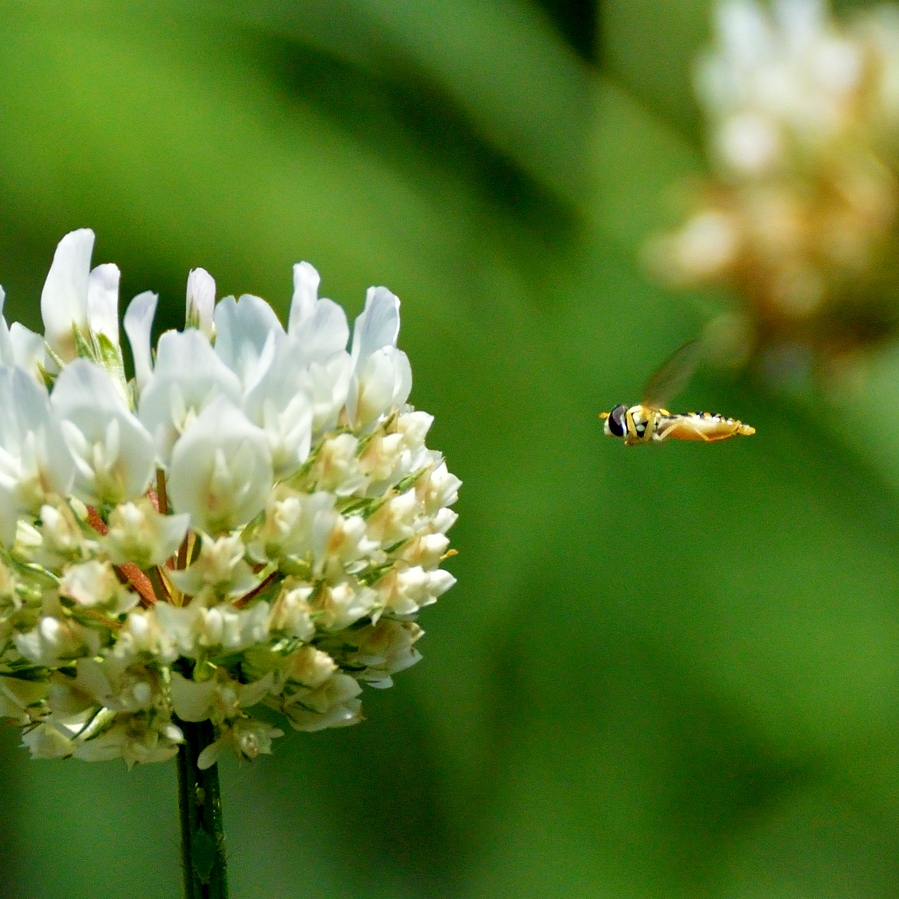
{"left": 0, "top": 230, "right": 459, "bottom": 768}
{"left": 650, "top": 0, "right": 899, "bottom": 351}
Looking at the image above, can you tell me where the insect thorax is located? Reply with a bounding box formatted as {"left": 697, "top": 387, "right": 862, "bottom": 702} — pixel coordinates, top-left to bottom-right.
{"left": 626, "top": 404, "right": 655, "bottom": 441}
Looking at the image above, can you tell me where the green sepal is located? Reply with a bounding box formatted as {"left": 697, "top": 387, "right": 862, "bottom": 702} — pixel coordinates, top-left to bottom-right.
{"left": 338, "top": 495, "right": 389, "bottom": 520}
{"left": 278, "top": 557, "right": 314, "bottom": 579}
{"left": 37, "top": 361, "right": 56, "bottom": 392}
{"left": 241, "top": 571, "right": 281, "bottom": 605}
{"left": 43, "top": 341, "right": 66, "bottom": 373}
{"left": 0, "top": 663, "right": 50, "bottom": 681}
{"left": 72, "top": 705, "right": 117, "bottom": 741}
{"left": 383, "top": 537, "right": 410, "bottom": 554}
{"left": 357, "top": 561, "right": 395, "bottom": 586}
{"left": 72, "top": 323, "right": 98, "bottom": 363}
{"left": 191, "top": 659, "right": 219, "bottom": 683}
{"left": 95, "top": 332, "right": 130, "bottom": 399}
{"left": 185, "top": 306, "right": 202, "bottom": 332}
{"left": 241, "top": 645, "right": 288, "bottom": 678}
{"left": 392, "top": 467, "right": 427, "bottom": 494}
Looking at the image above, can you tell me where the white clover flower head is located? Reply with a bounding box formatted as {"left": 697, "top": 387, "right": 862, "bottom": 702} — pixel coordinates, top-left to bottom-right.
{"left": 0, "top": 230, "right": 459, "bottom": 767}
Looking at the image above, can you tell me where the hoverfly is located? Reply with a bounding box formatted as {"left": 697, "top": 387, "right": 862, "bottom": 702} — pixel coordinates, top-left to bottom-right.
{"left": 600, "top": 340, "right": 755, "bottom": 445}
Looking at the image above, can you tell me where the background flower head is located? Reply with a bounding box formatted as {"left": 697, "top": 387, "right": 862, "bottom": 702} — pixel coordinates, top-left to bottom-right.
{"left": 648, "top": 0, "right": 899, "bottom": 374}
{"left": 0, "top": 229, "right": 459, "bottom": 768}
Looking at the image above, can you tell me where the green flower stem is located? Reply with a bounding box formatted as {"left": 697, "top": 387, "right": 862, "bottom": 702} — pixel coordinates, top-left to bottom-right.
{"left": 176, "top": 717, "right": 230, "bottom": 899}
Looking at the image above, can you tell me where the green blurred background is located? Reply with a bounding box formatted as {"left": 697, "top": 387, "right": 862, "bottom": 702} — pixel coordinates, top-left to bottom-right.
{"left": 2, "top": 1, "right": 899, "bottom": 896}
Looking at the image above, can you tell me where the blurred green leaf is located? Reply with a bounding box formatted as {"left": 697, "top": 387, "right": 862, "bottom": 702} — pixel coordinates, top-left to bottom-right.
{"left": 601, "top": 0, "right": 712, "bottom": 140}
{"left": 198, "top": 0, "right": 595, "bottom": 206}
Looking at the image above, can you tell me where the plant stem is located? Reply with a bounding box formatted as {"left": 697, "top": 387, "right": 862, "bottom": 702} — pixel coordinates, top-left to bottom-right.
{"left": 176, "top": 717, "right": 229, "bottom": 899}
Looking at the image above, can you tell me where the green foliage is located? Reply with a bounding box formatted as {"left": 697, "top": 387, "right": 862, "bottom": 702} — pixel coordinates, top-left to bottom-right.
{"left": 3, "top": 1, "right": 899, "bottom": 897}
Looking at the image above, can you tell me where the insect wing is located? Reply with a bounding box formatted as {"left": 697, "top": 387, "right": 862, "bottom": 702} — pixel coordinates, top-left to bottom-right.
{"left": 641, "top": 340, "right": 702, "bottom": 408}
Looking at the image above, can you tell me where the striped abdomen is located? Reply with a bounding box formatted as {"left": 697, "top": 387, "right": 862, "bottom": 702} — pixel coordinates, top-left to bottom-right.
{"left": 652, "top": 409, "right": 755, "bottom": 443}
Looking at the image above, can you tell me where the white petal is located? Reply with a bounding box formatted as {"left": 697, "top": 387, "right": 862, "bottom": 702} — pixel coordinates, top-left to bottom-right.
{"left": 0, "top": 367, "right": 74, "bottom": 542}
{"left": 167, "top": 396, "right": 273, "bottom": 534}
{"left": 347, "top": 347, "right": 412, "bottom": 428}
{"left": 52, "top": 360, "right": 156, "bottom": 505}
{"left": 186, "top": 268, "right": 216, "bottom": 337}
{"left": 243, "top": 332, "right": 313, "bottom": 477}
{"left": 303, "top": 352, "right": 352, "bottom": 434}
{"left": 22, "top": 723, "right": 73, "bottom": 759}
{"left": 303, "top": 298, "right": 350, "bottom": 362}
{"left": 197, "top": 740, "right": 225, "bottom": 769}
{"left": 213, "top": 294, "right": 282, "bottom": 392}
{"left": 123, "top": 291, "right": 158, "bottom": 393}
{"left": 10, "top": 322, "right": 49, "bottom": 381}
{"left": 351, "top": 286, "right": 400, "bottom": 368}
{"left": 87, "top": 263, "right": 120, "bottom": 346}
{"left": 288, "top": 261, "right": 320, "bottom": 332}
{"left": 288, "top": 262, "right": 349, "bottom": 361}
{"left": 0, "top": 366, "right": 72, "bottom": 475}
{"left": 138, "top": 329, "right": 242, "bottom": 463}
{"left": 169, "top": 672, "right": 216, "bottom": 722}
{"left": 41, "top": 229, "right": 94, "bottom": 361}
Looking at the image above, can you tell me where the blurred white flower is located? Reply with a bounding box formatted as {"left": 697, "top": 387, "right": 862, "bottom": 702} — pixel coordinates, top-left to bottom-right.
{"left": 651, "top": 0, "right": 899, "bottom": 364}
{"left": 699, "top": 0, "right": 867, "bottom": 172}
{"left": 0, "top": 229, "right": 459, "bottom": 768}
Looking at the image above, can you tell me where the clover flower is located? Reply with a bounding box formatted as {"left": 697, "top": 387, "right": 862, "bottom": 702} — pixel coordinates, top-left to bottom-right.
{"left": 0, "top": 229, "right": 459, "bottom": 768}
{"left": 648, "top": 0, "right": 899, "bottom": 364}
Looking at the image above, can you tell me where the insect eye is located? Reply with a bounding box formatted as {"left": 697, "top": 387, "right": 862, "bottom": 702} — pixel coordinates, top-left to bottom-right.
{"left": 606, "top": 404, "right": 627, "bottom": 438}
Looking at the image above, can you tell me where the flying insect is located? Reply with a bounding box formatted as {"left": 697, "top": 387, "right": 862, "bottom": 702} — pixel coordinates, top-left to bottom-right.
{"left": 600, "top": 341, "right": 755, "bottom": 445}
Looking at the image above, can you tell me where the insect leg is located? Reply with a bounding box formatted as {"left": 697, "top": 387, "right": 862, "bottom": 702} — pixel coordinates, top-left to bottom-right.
{"left": 654, "top": 418, "right": 718, "bottom": 442}
{"left": 653, "top": 418, "right": 690, "bottom": 442}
